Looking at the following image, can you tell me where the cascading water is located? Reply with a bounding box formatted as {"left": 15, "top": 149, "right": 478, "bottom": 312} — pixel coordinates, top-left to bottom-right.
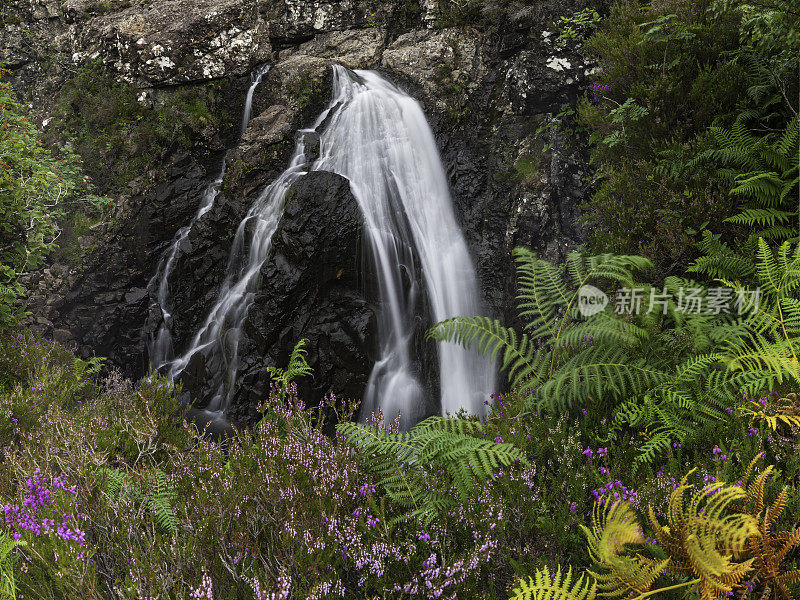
{"left": 167, "top": 65, "right": 495, "bottom": 421}
{"left": 146, "top": 65, "right": 270, "bottom": 370}
{"left": 240, "top": 64, "right": 271, "bottom": 136}
{"left": 317, "top": 68, "right": 495, "bottom": 421}
{"left": 166, "top": 136, "right": 316, "bottom": 411}
{"left": 146, "top": 168, "right": 225, "bottom": 369}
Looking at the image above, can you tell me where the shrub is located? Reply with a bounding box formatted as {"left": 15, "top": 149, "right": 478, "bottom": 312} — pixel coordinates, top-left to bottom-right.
{"left": 577, "top": 0, "right": 799, "bottom": 273}
{"left": 0, "top": 79, "right": 103, "bottom": 327}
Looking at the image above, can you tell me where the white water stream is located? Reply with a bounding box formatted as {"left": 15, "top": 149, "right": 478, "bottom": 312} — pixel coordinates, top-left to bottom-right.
{"left": 146, "top": 64, "right": 271, "bottom": 370}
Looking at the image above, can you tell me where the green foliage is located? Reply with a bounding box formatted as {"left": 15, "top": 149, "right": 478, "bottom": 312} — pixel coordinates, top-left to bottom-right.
{"left": 266, "top": 338, "right": 313, "bottom": 400}
{"left": 555, "top": 8, "right": 601, "bottom": 46}
{"left": 689, "top": 238, "right": 799, "bottom": 382}
{"left": 578, "top": 0, "right": 798, "bottom": 273}
{"left": 434, "top": 0, "right": 483, "bottom": 28}
{"left": 100, "top": 467, "right": 177, "bottom": 535}
{"left": 0, "top": 77, "right": 105, "bottom": 327}
{"left": 690, "top": 119, "right": 799, "bottom": 243}
{"left": 0, "top": 532, "right": 25, "bottom": 600}
{"left": 78, "top": 0, "right": 132, "bottom": 17}
{"left": 513, "top": 154, "right": 541, "bottom": 184}
{"left": 387, "top": 0, "right": 423, "bottom": 36}
{"left": 430, "top": 248, "right": 664, "bottom": 412}
{"left": 430, "top": 242, "right": 800, "bottom": 469}
{"left": 337, "top": 416, "right": 527, "bottom": 524}
{"left": 1, "top": 328, "right": 798, "bottom": 598}
{"left": 147, "top": 470, "right": 178, "bottom": 535}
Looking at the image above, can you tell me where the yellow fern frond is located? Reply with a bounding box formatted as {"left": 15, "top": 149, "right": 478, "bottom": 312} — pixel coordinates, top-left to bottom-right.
{"left": 582, "top": 500, "right": 668, "bottom": 598}
{"left": 740, "top": 393, "right": 800, "bottom": 432}
{"left": 741, "top": 460, "right": 800, "bottom": 600}
{"left": 510, "top": 566, "right": 597, "bottom": 600}
{"left": 649, "top": 469, "right": 758, "bottom": 599}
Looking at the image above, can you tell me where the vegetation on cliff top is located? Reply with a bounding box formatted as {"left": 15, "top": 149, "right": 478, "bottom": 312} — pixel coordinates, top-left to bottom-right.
{"left": 576, "top": 0, "right": 798, "bottom": 276}
{"left": 50, "top": 60, "right": 227, "bottom": 193}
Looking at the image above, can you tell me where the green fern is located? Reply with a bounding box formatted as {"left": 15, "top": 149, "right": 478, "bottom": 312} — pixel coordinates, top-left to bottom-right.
{"left": 100, "top": 467, "right": 128, "bottom": 500}
{"left": 98, "top": 467, "right": 177, "bottom": 535}
{"left": 147, "top": 470, "right": 178, "bottom": 536}
{"left": 0, "top": 532, "right": 25, "bottom": 600}
{"left": 431, "top": 240, "right": 800, "bottom": 468}
{"left": 691, "top": 119, "right": 799, "bottom": 244}
{"left": 337, "top": 416, "right": 527, "bottom": 524}
{"left": 267, "top": 339, "right": 314, "bottom": 400}
{"left": 429, "top": 249, "right": 652, "bottom": 400}
{"left": 430, "top": 316, "right": 546, "bottom": 395}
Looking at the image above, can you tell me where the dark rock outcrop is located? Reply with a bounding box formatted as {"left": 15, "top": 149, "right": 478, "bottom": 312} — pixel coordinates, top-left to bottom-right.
{"left": 172, "top": 170, "right": 374, "bottom": 426}
{"left": 19, "top": 153, "right": 215, "bottom": 375}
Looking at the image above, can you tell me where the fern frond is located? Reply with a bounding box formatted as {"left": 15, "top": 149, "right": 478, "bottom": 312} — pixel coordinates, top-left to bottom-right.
{"left": 582, "top": 500, "right": 667, "bottom": 598}
{"left": 740, "top": 393, "right": 800, "bottom": 431}
{"left": 338, "top": 417, "right": 527, "bottom": 522}
{"left": 689, "top": 231, "right": 756, "bottom": 282}
{"left": 100, "top": 467, "right": 128, "bottom": 500}
{"left": 538, "top": 345, "right": 669, "bottom": 410}
{"left": 427, "top": 316, "right": 546, "bottom": 392}
{"left": 0, "top": 532, "right": 26, "bottom": 600}
{"left": 510, "top": 566, "right": 597, "bottom": 600}
{"left": 267, "top": 339, "right": 314, "bottom": 400}
{"left": 739, "top": 460, "right": 800, "bottom": 600}
{"left": 285, "top": 338, "right": 313, "bottom": 382}
{"left": 648, "top": 471, "right": 758, "bottom": 599}
{"left": 147, "top": 470, "right": 178, "bottom": 535}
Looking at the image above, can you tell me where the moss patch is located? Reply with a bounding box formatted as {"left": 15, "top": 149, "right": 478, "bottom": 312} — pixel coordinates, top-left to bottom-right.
{"left": 286, "top": 73, "right": 317, "bottom": 108}
{"left": 50, "top": 61, "right": 224, "bottom": 193}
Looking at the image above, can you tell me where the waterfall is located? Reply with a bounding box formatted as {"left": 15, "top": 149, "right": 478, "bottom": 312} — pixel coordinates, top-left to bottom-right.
{"left": 241, "top": 64, "right": 272, "bottom": 136}
{"left": 318, "top": 68, "right": 495, "bottom": 420}
{"left": 166, "top": 135, "right": 316, "bottom": 411}
{"left": 167, "top": 65, "right": 495, "bottom": 420}
{"left": 146, "top": 167, "right": 225, "bottom": 369}
{"left": 146, "top": 65, "right": 270, "bottom": 370}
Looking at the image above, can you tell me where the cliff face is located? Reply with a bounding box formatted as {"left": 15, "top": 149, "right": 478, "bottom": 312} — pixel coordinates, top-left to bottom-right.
{"left": 5, "top": 0, "right": 596, "bottom": 423}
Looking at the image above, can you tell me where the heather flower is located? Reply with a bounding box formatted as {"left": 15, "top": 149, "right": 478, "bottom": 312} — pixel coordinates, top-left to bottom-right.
{"left": 3, "top": 469, "right": 86, "bottom": 545}
{"left": 190, "top": 572, "right": 214, "bottom": 599}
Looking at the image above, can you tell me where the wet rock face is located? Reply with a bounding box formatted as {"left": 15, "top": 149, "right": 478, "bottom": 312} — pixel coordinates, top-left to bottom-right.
{"left": 175, "top": 171, "right": 374, "bottom": 427}
{"left": 14, "top": 0, "right": 599, "bottom": 420}
{"left": 20, "top": 153, "right": 214, "bottom": 376}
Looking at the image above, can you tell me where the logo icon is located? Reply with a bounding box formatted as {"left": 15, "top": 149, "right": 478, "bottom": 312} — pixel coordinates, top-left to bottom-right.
{"left": 577, "top": 285, "right": 608, "bottom": 317}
